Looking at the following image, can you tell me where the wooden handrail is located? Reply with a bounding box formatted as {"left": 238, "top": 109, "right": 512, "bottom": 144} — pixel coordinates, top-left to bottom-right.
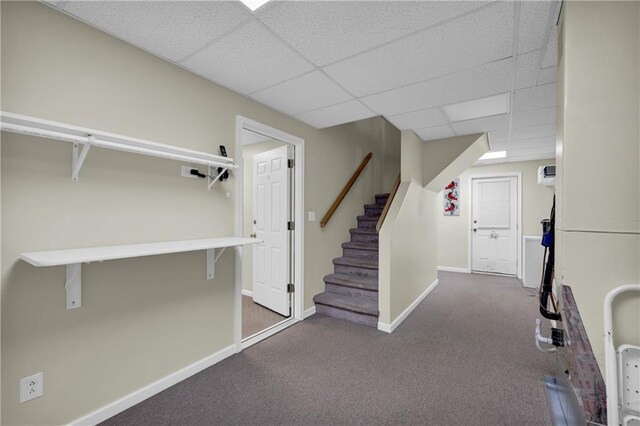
{"left": 376, "top": 174, "right": 401, "bottom": 232}
{"left": 320, "top": 152, "right": 373, "bottom": 228}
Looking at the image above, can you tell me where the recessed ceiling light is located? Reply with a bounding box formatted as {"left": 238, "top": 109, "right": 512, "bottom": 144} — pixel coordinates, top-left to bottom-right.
{"left": 478, "top": 151, "right": 507, "bottom": 161}
{"left": 443, "top": 93, "right": 510, "bottom": 122}
{"left": 240, "top": 0, "right": 271, "bottom": 12}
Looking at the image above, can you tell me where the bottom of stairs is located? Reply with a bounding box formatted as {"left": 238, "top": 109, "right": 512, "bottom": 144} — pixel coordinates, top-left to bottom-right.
{"left": 313, "top": 292, "right": 378, "bottom": 328}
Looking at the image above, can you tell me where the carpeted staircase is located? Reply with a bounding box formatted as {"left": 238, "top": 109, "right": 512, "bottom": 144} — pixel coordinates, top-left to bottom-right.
{"left": 313, "top": 193, "right": 388, "bottom": 327}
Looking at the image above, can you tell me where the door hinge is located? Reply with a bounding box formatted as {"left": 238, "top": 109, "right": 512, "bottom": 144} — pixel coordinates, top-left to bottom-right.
{"left": 287, "top": 283, "right": 295, "bottom": 293}
{"left": 288, "top": 159, "right": 295, "bottom": 168}
{"left": 287, "top": 221, "right": 295, "bottom": 231}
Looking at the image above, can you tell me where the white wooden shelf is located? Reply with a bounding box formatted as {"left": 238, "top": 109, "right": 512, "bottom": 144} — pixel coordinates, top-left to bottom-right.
{"left": 21, "top": 237, "right": 261, "bottom": 310}
{"left": 0, "top": 111, "right": 238, "bottom": 187}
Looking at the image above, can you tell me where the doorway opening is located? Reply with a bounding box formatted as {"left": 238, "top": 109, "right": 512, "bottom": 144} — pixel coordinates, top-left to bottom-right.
{"left": 468, "top": 172, "right": 522, "bottom": 278}
{"left": 235, "top": 116, "right": 304, "bottom": 351}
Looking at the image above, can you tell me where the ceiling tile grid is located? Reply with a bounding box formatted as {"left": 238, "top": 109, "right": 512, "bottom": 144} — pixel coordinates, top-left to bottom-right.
{"left": 250, "top": 70, "right": 353, "bottom": 116}
{"left": 181, "top": 20, "right": 315, "bottom": 95}
{"left": 63, "top": 1, "right": 252, "bottom": 63}
{"left": 48, "top": 0, "right": 560, "bottom": 163}
{"left": 322, "top": 1, "right": 515, "bottom": 97}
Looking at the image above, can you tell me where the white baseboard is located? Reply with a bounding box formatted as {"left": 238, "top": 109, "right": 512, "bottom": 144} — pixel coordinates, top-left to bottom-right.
{"left": 303, "top": 306, "right": 316, "bottom": 319}
{"left": 378, "top": 278, "right": 439, "bottom": 333}
{"left": 438, "top": 266, "right": 470, "bottom": 273}
{"left": 69, "top": 344, "right": 236, "bottom": 426}
{"left": 241, "top": 289, "right": 253, "bottom": 297}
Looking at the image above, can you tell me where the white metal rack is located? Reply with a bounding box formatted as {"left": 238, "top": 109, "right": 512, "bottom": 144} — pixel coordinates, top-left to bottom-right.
{"left": 0, "top": 111, "right": 238, "bottom": 188}
{"left": 21, "top": 237, "right": 261, "bottom": 310}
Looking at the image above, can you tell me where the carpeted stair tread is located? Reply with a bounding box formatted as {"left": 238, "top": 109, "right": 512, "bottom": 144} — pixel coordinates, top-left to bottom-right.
{"left": 364, "top": 203, "right": 386, "bottom": 209}
{"left": 323, "top": 273, "right": 378, "bottom": 291}
{"left": 349, "top": 228, "right": 378, "bottom": 235}
{"left": 357, "top": 215, "right": 380, "bottom": 221}
{"left": 313, "top": 292, "right": 379, "bottom": 316}
{"left": 375, "top": 193, "right": 391, "bottom": 198}
{"left": 333, "top": 256, "right": 378, "bottom": 270}
{"left": 341, "top": 242, "right": 378, "bottom": 251}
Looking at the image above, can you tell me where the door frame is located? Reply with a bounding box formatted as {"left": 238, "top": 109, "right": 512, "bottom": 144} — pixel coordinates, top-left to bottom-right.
{"left": 467, "top": 172, "right": 523, "bottom": 279}
{"left": 234, "top": 116, "right": 304, "bottom": 352}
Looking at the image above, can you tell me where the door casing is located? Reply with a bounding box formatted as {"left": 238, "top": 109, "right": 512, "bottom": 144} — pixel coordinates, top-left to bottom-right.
{"left": 235, "top": 116, "right": 304, "bottom": 352}
{"left": 467, "top": 172, "right": 523, "bottom": 279}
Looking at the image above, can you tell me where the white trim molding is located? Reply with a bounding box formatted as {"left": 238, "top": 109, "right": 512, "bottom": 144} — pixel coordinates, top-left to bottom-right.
{"left": 234, "top": 116, "right": 305, "bottom": 353}
{"left": 378, "top": 279, "right": 439, "bottom": 333}
{"left": 69, "top": 344, "right": 236, "bottom": 426}
{"left": 437, "top": 266, "right": 470, "bottom": 274}
{"left": 303, "top": 306, "right": 316, "bottom": 319}
{"left": 241, "top": 289, "right": 253, "bottom": 297}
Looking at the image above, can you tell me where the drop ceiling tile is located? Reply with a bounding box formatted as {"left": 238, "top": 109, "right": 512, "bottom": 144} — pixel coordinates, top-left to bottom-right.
{"left": 517, "top": 1, "right": 554, "bottom": 54}
{"left": 63, "top": 1, "right": 251, "bottom": 62}
{"left": 509, "top": 135, "right": 556, "bottom": 149}
{"left": 295, "top": 100, "right": 376, "bottom": 129}
{"left": 537, "top": 67, "right": 557, "bottom": 85}
{"left": 182, "top": 21, "right": 314, "bottom": 95}
{"left": 259, "top": 1, "right": 486, "bottom": 66}
{"left": 513, "top": 83, "right": 556, "bottom": 113}
{"left": 511, "top": 123, "right": 555, "bottom": 140}
{"left": 489, "top": 130, "right": 509, "bottom": 144}
{"left": 511, "top": 107, "right": 556, "bottom": 128}
{"left": 507, "top": 151, "right": 555, "bottom": 162}
{"left": 414, "top": 125, "right": 456, "bottom": 141}
{"left": 452, "top": 114, "right": 510, "bottom": 135}
{"left": 488, "top": 139, "right": 508, "bottom": 151}
{"left": 250, "top": 71, "right": 352, "bottom": 116}
{"left": 323, "top": 2, "right": 514, "bottom": 97}
{"left": 507, "top": 144, "right": 556, "bottom": 158}
{"left": 386, "top": 108, "right": 448, "bottom": 131}
{"left": 516, "top": 50, "right": 542, "bottom": 89}
{"left": 361, "top": 58, "right": 514, "bottom": 116}
{"left": 541, "top": 27, "right": 558, "bottom": 68}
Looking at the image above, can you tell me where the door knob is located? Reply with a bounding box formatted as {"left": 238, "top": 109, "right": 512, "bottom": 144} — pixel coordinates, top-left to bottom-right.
{"left": 250, "top": 233, "right": 257, "bottom": 238}
{"left": 473, "top": 228, "right": 477, "bottom": 232}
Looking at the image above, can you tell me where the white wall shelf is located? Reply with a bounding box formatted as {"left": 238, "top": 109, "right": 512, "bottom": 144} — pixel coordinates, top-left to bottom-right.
{"left": 0, "top": 111, "right": 238, "bottom": 187}
{"left": 21, "top": 237, "right": 261, "bottom": 310}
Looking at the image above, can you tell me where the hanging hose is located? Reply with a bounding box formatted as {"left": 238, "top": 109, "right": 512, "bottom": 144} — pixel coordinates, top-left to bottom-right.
{"left": 539, "top": 196, "right": 561, "bottom": 321}
{"left": 535, "top": 319, "right": 556, "bottom": 353}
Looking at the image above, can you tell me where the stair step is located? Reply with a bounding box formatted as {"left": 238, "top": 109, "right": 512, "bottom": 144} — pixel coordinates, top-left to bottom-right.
{"left": 375, "top": 193, "right": 390, "bottom": 204}
{"left": 333, "top": 256, "right": 377, "bottom": 270}
{"left": 315, "top": 304, "right": 378, "bottom": 328}
{"left": 357, "top": 215, "right": 378, "bottom": 229}
{"left": 341, "top": 242, "right": 378, "bottom": 251}
{"left": 363, "top": 204, "right": 384, "bottom": 216}
{"left": 349, "top": 227, "right": 379, "bottom": 243}
{"left": 313, "top": 292, "right": 379, "bottom": 317}
{"left": 323, "top": 273, "right": 378, "bottom": 291}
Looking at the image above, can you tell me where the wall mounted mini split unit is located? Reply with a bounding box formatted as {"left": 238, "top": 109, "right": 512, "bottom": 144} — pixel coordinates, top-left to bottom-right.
{"left": 538, "top": 165, "right": 556, "bottom": 186}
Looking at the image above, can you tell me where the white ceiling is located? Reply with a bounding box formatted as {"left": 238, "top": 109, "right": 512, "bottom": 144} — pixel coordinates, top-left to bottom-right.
{"left": 46, "top": 0, "right": 560, "bottom": 163}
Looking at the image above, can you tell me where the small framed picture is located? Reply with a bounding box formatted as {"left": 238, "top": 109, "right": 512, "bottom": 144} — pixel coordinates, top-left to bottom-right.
{"left": 444, "top": 179, "right": 460, "bottom": 216}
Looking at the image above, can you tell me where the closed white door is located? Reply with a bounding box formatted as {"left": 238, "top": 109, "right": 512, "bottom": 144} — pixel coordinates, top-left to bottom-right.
{"left": 252, "top": 145, "right": 291, "bottom": 316}
{"left": 471, "top": 176, "right": 518, "bottom": 275}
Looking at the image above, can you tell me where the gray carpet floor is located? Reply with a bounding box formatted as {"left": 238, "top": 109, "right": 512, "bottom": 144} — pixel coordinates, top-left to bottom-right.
{"left": 242, "top": 295, "right": 287, "bottom": 339}
{"left": 103, "top": 272, "right": 555, "bottom": 425}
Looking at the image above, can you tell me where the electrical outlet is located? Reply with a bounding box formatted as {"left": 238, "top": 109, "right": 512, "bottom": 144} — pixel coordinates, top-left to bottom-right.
{"left": 20, "top": 372, "right": 43, "bottom": 403}
{"left": 308, "top": 211, "right": 316, "bottom": 221}
{"left": 181, "top": 165, "right": 197, "bottom": 178}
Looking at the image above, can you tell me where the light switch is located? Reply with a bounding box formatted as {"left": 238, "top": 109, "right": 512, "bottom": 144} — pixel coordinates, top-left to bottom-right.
{"left": 308, "top": 211, "right": 316, "bottom": 221}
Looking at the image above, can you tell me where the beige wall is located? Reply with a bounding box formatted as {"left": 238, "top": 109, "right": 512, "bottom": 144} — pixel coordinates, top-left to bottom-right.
{"left": 0, "top": 3, "right": 399, "bottom": 424}
{"left": 437, "top": 159, "right": 556, "bottom": 270}
{"left": 241, "top": 139, "right": 284, "bottom": 292}
{"left": 379, "top": 130, "right": 486, "bottom": 326}
{"left": 557, "top": 1, "right": 640, "bottom": 371}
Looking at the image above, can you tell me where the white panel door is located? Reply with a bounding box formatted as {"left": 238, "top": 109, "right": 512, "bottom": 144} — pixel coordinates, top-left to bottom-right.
{"left": 471, "top": 176, "right": 518, "bottom": 275}
{"left": 252, "top": 145, "right": 291, "bottom": 316}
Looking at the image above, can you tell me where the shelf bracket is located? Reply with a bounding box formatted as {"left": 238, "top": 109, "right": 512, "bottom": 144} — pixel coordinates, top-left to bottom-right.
{"left": 206, "top": 247, "right": 227, "bottom": 280}
{"left": 65, "top": 264, "right": 82, "bottom": 309}
{"left": 72, "top": 136, "right": 93, "bottom": 181}
{"left": 207, "top": 166, "right": 228, "bottom": 190}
